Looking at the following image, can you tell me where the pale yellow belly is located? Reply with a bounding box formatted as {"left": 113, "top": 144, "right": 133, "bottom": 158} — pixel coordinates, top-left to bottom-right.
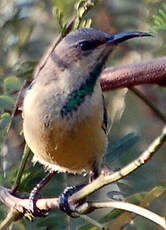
{"left": 23, "top": 111, "right": 107, "bottom": 173}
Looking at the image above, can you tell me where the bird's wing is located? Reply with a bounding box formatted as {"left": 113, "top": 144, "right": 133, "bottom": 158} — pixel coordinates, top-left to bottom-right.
{"left": 101, "top": 94, "right": 108, "bottom": 135}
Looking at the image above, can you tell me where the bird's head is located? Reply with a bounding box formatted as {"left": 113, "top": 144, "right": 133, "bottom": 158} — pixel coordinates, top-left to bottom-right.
{"left": 53, "top": 28, "right": 151, "bottom": 74}
{"left": 37, "top": 28, "right": 151, "bottom": 90}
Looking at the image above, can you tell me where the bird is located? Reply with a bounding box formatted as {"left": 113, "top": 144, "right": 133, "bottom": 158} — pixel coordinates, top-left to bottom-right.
{"left": 22, "top": 28, "right": 151, "bottom": 216}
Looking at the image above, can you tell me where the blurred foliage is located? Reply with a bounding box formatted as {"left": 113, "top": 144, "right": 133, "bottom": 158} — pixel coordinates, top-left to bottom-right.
{"left": 105, "top": 132, "right": 140, "bottom": 166}
{"left": 151, "top": 3, "right": 166, "bottom": 33}
{"left": 0, "top": 0, "right": 166, "bottom": 230}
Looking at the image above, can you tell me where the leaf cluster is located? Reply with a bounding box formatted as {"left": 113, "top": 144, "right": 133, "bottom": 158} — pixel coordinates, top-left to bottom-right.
{"left": 151, "top": 3, "right": 166, "bottom": 33}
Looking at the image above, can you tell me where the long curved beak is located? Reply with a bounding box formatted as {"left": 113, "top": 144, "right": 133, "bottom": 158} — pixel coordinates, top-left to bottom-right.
{"left": 108, "top": 31, "right": 152, "bottom": 44}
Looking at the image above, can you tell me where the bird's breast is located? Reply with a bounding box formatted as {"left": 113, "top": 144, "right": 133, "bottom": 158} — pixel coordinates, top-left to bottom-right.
{"left": 23, "top": 81, "right": 107, "bottom": 173}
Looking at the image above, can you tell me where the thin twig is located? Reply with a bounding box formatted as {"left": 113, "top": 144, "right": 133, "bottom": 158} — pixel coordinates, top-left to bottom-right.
{"left": 87, "top": 201, "right": 166, "bottom": 229}
{"left": 1, "top": 186, "right": 166, "bottom": 229}
{"left": 0, "top": 186, "right": 59, "bottom": 211}
{"left": 0, "top": 80, "right": 26, "bottom": 154}
{"left": 130, "top": 87, "right": 166, "bottom": 123}
{"left": 11, "top": 144, "right": 31, "bottom": 194}
{"left": 1, "top": 125, "right": 166, "bottom": 216}
{"left": 70, "top": 125, "right": 166, "bottom": 202}
{"left": 0, "top": 209, "right": 22, "bottom": 230}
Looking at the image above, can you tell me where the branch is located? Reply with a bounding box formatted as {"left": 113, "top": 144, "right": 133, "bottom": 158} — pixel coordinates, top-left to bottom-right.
{"left": 0, "top": 209, "right": 22, "bottom": 230}
{"left": 0, "top": 186, "right": 59, "bottom": 212}
{"left": 1, "top": 125, "right": 166, "bottom": 229}
{"left": 0, "top": 186, "right": 166, "bottom": 229}
{"left": 86, "top": 201, "right": 166, "bottom": 229}
{"left": 100, "top": 56, "right": 166, "bottom": 91}
{"left": 2, "top": 54, "right": 166, "bottom": 228}
{"left": 130, "top": 87, "right": 166, "bottom": 123}
{"left": 11, "top": 144, "right": 31, "bottom": 194}
{"left": 70, "top": 125, "right": 166, "bottom": 202}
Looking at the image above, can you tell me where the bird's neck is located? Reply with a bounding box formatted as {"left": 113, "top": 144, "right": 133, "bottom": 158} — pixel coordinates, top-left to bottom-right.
{"left": 61, "top": 58, "right": 107, "bottom": 118}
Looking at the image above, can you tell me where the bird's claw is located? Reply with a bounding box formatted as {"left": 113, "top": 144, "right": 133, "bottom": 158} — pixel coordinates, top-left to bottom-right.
{"left": 29, "top": 196, "right": 48, "bottom": 217}
{"left": 59, "top": 184, "right": 85, "bottom": 217}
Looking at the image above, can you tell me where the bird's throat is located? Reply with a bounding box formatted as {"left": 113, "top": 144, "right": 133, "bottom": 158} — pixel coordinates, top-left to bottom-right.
{"left": 60, "top": 56, "right": 108, "bottom": 117}
{"left": 61, "top": 75, "right": 97, "bottom": 117}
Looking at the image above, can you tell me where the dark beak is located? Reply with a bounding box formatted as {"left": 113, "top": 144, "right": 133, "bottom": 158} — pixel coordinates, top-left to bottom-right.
{"left": 108, "top": 31, "right": 152, "bottom": 44}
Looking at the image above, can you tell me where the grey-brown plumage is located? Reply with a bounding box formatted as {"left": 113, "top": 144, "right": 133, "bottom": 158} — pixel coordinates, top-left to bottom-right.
{"left": 23, "top": 28, "right": 151, "bottom": 176}
{"left": 22, "top": 28, "right": 151, "bottom": 217}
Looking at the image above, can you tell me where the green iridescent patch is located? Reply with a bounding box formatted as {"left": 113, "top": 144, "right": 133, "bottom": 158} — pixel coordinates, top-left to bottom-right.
{"left": 61, "top": 55, "right": 108, "bottom": 117}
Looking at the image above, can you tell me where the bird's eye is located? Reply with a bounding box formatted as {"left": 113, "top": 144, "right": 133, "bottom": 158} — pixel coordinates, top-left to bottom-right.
{"left": 79, "top": 41, "right": 102, "bottom": 51}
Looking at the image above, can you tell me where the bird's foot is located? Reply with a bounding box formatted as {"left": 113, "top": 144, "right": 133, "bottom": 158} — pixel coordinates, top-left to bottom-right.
{"left": 29, "top": 171, "right": 56, "bottom": 217}
{"left": 29, "top": 187, "right": 48, "bottom": 217}
{"left": 59, "top": 184, "right": 86, "bottom": 217}
{"left": 89, "top": 163, "right": 100, "bottom": 183}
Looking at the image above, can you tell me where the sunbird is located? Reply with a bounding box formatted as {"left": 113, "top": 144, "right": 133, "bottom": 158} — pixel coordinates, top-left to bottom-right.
{"left": 23, "top": 28, "right": 151, "bottom": 216}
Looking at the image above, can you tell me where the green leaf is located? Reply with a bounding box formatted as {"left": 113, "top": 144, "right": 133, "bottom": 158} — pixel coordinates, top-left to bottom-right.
{"left": 8, "top": 165, "right": 43, "bottom": 192}
{"left": 78, "top": 224, "right": 99, "bottom": 230}
{"left": 12, "top": 220, "right": 27, "bottom": 230}
{"left": 0, "top": 112, "right": 11, "bottom": 148}
{"left": 101, "top": 186, "right": 166, "bottom": 229}
{"left": 159, "top": 9, "right": 166, "bottom": 21}
{"left": 0, "top": 174, "right": 4, "bottom": 184}
{"left": 79, "top": 186, "right": 166, "bottom": 230}
{"left": 3, "top": 76, "right": 21, "bottom": 92}
{"left": 151, "top": 3, "right": 166, "bottom": 32}
{"left": 81, "top": 18, "right": 92, "bottom": 28}
{"left": 163, "top": 3, "right": 166, "bottom": 12}
{"left": 0, "top": 112, "right": 10, "bottom": 129}
{"left": 55, "top": 7, "right": 64, "bottom": 30}
{"left": 153, "top": 15, "right": 164, "bottom": 25}
{"left": 15, "top": 60, "right": 38, "bottom": 80}
{"left": 74, "top": 0, "right": 97, "bottom": 29}
{"left": 0, "top": 95, "right": 15, "bottom": 112}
